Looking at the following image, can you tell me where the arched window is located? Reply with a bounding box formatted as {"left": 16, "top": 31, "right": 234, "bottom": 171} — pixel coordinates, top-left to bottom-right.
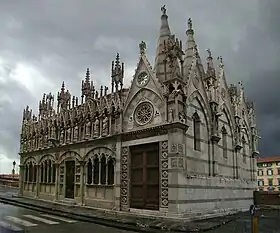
{"left": 100, "top": 155, "right": 106, "bottom": 185}
{"left": 193, "top": 112, "right": 201, "bottom": 151}
{"left": 93, "top": 156, "right": 99, "bottom": 184}
{"left": 28, "top": 163, "right": 33, "bottom": 182}
{"left": 34, "top": 164, "right": 37, "bottom": 182}
{"left": 41, "top": 163, "right": 44, "bottom": 183}
{"left": 25, "top": 164, "right": 29, "bottom": 182}
{"left": 48, "top": 160, "right": 52, "bottom": 183}
{"left": 222, "top": 126, "right": 227, "bottom": 158}
{"left": 107, "top": 158, "right": 115, "bottom": 185}
{"left": 52, "top": 163, "right": 56, "bottom": 183}
{"left": 87, "top": 159, "right": 93, "bottom": 184}
{"left": 44, "top": 161, "right": 48, "bottom": 183}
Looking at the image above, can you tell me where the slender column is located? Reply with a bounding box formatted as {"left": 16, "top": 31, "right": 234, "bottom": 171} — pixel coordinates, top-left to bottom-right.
{"left": 55, "top": 163, "right": 59, "bottom": 201}
{"left": 80, "top": 161, "right": 85, "bottom": 205}
{"left": 18, "top": 165, "right": 24, "bottom": 196}
{"left": 98, "top": 158, "right": 101, "bottom": 185}
{"left": 105, "top": 160, "right": 108, "bottom": 185}
{"left": 91, "top": 161, "right": 94, "bottom": 185}
{"left": 36, "top": 165, "right": 40, "bottom": 198}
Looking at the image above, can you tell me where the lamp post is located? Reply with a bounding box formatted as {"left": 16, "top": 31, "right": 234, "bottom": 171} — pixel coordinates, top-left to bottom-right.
{"left": 12, "top": 161, "right": 16, "bottom": 179}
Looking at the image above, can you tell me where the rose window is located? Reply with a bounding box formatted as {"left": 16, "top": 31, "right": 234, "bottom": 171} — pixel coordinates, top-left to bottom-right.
{"left": 134, "top": 102, "right": 154, "bottom": 126}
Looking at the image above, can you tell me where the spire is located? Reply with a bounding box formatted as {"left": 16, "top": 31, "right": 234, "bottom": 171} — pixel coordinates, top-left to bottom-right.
{"left": 154, "top": 5, "right": 171, "bottom": 83}
{"left": 184, "top": 18, "right": 196, "bottom": 69}
{"left": 205, "top": 49, "right": 215, "bottom": 78}
{"left": 82, "top": 68, "right": 93, "bottom": 102}
{"left": 183, "top": 18, "right": 204, "bottom": 82}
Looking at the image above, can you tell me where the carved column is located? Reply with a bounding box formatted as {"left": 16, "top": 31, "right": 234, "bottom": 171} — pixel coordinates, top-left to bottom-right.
{"left": 18, "top": 165, "right": 24, "bottom": 196}
{"left": 55, "top": 162, "right": 59, "bottom": 201}
{"left": 36, "top": 165, "right": 40, "bottom": 198}
{"left": 98, "top": 158, "right": 101, "bottom": 185}
{"left": 79, "top": 161, "right": 85, "bottom": 205}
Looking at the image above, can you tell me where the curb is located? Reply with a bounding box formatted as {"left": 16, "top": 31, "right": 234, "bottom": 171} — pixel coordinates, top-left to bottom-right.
{"left": 0, "top": 196, "right": 237, "bottom": 232}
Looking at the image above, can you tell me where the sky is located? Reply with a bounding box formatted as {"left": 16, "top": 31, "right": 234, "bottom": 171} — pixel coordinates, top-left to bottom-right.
{"left": 0, "top": 0, "right": 279, "bottom": 174}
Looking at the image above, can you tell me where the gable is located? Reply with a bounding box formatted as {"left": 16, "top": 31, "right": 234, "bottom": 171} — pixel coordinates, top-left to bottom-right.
{"left": 123, "top": 54, "right": 163, "bottom": 115}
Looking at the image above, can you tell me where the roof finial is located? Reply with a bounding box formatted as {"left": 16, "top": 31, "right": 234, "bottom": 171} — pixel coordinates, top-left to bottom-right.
{"left": 85, "top": 68, "right": 90, "bottom": 83}
{"left": 161, "top": 5, "right": 166, "bottom": 15}
{"left": 217, "top": 56, "right": 224, "bottom": 68}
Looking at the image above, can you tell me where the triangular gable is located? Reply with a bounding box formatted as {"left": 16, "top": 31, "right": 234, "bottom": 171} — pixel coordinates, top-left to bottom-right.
{"left": 123, "top": 53, "right": 164, "bottom": 114}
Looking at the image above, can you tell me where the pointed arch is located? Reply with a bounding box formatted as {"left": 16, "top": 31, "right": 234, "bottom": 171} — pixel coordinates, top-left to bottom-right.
{"left": 23, "top": 156, "right": 37, "bottom": 165}
{"left": 38, "top": 154, "right": 56, "bottom": 164}
{"left": 84, "top": 146, "right": 115, "bottom": 162}
{"left": 123, "top": 87, "right": 163, "bottom": 115}
{"left": 59, "top": 150, "right": 82, "bottom": 164}
{"left": 187, "top": 90, "right": 212, "bottom": 136}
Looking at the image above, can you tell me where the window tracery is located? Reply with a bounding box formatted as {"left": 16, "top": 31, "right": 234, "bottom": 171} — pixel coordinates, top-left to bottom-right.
{"left": 86, "top": 154, "right": 115, "bottom": 186}
{"left": 134, "top": 102, "right": 154, "bottom": 126}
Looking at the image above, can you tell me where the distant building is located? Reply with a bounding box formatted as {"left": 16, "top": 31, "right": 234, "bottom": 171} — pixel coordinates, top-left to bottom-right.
{"left": 18, "top": 6, "right": 260, "bottom": 217}
{"left": 257, "top": 157, "right": 280, "bottom": 191}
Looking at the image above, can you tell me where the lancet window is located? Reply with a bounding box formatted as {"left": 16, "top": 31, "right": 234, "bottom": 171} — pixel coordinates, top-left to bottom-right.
{"left": 86, "top": 155, "right": 115, "bottom": 185}
{"left": 193, "top": 112, "right": 201, "bottom": 151}
{"left": 222, "top": 126, "right": 227, "bottom": 158}
{"left": 40, "top": 159, "right": 55, "bottom": 184}
{"left": 24, "top": 161, "right": 36, "bottom": 182}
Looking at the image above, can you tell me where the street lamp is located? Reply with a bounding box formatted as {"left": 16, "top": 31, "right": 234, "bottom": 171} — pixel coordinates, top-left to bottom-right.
{"left": 12, "top": 161, "right": 16, "bottom": 179}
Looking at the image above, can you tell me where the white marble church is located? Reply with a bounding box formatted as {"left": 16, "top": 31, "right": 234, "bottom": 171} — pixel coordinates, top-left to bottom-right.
{"left": 18, "top": 6, "right": 260, "bottom": 217}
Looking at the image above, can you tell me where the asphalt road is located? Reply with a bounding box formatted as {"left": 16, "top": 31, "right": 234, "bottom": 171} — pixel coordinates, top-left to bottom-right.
{"left": 0, "top": 186, "right": 133, "bottom": 233}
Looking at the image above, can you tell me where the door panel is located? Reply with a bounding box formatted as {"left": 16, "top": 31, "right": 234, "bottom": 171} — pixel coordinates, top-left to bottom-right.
{"left": 65, "top": 161, "right": 75, "bottom": 199}
{"left": 130, "top": 143, "right": 159, "bottom": 210}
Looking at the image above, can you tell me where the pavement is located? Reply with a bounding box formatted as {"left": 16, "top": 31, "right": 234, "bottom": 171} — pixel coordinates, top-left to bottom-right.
{"left": 0, "top": 185, "right": 280, "bottom": 232}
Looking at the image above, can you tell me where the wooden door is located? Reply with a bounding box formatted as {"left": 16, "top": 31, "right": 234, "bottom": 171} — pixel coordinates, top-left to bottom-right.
{"left": 130, "top": 143, "right": 159, "bottom": 210}
{"left": 65, "top": 161, "right": 75, "bottom": 199}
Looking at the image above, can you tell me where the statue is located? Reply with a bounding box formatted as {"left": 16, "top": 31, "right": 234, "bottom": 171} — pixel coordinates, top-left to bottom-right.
{"left": 139, "top": 41, "right": 146, "bottom": 55}
{"left": 66, "top": 128, "right": 71, "bottom": 143}
{"left": 211, "top": 103, "right": 222, "bottom": 136}
{"left": 187, "top": 18, "right": 192, "bottom": 30}
{"left": 73, "top": 125, "right": 79, "bottom": 141}
{"left": 168, "top": 108, "right": 173, "bottom": 122}
{"left": 102, "top": 115, "right": 109, "bottom": 136}
{"left": 38, "top": 136, "right": 43, "bottom": 148}
{"left": 85, "top": 119, "right": 92, "bottom": 138}
{"left": 161, "top": 5, "right": 166, "bottom": 15}
{"left": 93, "top": 116, "right": 100, "bottom": 138}
{"left": 51, "top": 125, "right": 56, "bottom": 139}
{"left": 60, "top": 130, "right": 64, "bottom": 144}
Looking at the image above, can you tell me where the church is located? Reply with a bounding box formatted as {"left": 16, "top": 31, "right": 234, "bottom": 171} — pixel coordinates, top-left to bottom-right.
{"left": 18, "top": 6, "right": 260, "bottom": 217}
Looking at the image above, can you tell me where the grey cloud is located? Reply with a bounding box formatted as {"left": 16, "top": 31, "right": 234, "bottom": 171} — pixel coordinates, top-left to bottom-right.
{"left": 0, "top": 0, "right": 278, "bottom": 169}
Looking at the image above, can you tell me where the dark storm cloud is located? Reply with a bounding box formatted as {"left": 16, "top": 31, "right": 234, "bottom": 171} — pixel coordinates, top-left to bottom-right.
{"left": 0, "top": 0, "right": 278, "bottom": 171}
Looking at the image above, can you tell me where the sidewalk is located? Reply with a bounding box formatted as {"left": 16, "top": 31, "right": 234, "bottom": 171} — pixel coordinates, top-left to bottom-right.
{"left": 0, "top": 192, "right": 246, "bottom": 232}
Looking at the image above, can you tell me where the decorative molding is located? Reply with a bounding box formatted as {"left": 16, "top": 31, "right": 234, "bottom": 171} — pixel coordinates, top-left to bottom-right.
{"left": 120, "top": 146, "right": 129, "bottom": 208}
{"left": 160, "top": 141, "right": 168, "bottom": 208}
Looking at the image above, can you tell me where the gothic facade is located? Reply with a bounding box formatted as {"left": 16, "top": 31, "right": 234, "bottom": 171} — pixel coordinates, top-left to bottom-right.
{"left": 18, "top": 7, "right": 260, "bottom": 217}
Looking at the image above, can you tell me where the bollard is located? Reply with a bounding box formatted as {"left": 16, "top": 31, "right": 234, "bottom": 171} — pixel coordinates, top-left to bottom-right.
{"left": 251, "top": 215, "right": 259, "bottom": 233}
{"left": 249, "top": 204, "right": 259, "bottom": 233}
